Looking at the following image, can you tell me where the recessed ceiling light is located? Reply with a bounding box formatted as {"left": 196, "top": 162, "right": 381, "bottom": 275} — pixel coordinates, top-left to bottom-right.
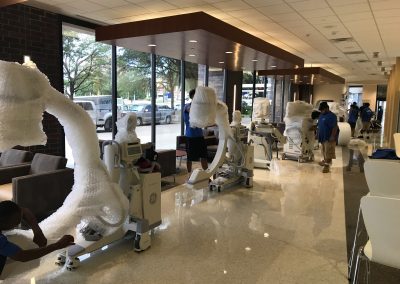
{"left": 188, "top": 54, "right": 196, "bottom": 57}
{"left": 225, "top": 51, "right": 233, "bottom": 54}
{"left": 219, "top": 61, "right": 224, "bottom": 64}
{"left": 148, "top": 44, "right": 157, "bottom": 47}
{"left": 189, "top": 40, "right": 197, "bottom": 43}
{"left": 252, "top": 59, "right": 258, "bottom": 62}
{"left": 270, "top": 65, "right": 277, "bottom": 68}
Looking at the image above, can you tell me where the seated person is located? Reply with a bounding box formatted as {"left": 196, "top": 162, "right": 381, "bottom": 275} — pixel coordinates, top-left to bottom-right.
{"left": 0, "top": 201, "right": 74, "bottom": 277}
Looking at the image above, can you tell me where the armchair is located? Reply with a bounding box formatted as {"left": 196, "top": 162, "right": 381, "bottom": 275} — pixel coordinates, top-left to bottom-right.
{"left": 0, "top": 149, "right": 33, "bottom": 184}
{"left": 0, "top": 153, "right": 74, "bottom": 220}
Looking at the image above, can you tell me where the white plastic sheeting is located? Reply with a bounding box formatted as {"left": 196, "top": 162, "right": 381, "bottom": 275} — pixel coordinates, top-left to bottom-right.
{"left": 0, "top": 60, "right": 128, "bottom": 241}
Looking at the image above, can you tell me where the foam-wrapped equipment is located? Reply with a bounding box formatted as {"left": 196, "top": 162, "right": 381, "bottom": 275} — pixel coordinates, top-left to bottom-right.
{"left": 284, "top": 101, "right": 313, "bottom": 135}
{"left": 189, "top": 86, "right": 217, "bottom": 128}
{"left": 115, "top": 113, "right": 138, "bottom": 144}
{"left": 231, "top": 110, "right": 242, "bottom": 126}
{"left": 0, "top": 61, "right": 47, "bottom": 151}
{"left": 0, "top": 60, "right": 129, "bottom": 241}
{"left": 252, "top": 97, "right": 270, "bottom": 120}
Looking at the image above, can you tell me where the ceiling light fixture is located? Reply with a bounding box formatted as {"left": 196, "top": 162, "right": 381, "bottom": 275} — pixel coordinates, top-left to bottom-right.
{"left": 252, "top": 59, "right": 258, "bottom": 62}
{"left": 189, "top": 40, "right": 197, "bottom": 43}
{"left": 188, "top": 54, "right": 196, "bottom": 57}
{"left": 148, "top": 44, "right": 157, "bottom": 47}
{"left": 270, "top": 65, "right": 277, "bottom": 68}
{"left": 381, "top": 67, "right": 385, "bottom": 72}
{"left": 225, "top": 51, "right": 233, "bottom": 54}
{"left": 377, "top": 60, "right": 382, "bottom": 66}
{"left": 219, "top": 61, "right": 224, "bottom": 64}
{"left": 373, "top": 51, "right": 379, "bottom": 58}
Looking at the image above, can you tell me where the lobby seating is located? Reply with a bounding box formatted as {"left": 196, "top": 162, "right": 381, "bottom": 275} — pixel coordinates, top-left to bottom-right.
{"left": 352, "top": 195, "right": 400, "bottom": 284}
{"left": 0, "top": 149, "right": 34, "bottom": 184}
{"left": 0, "top": 153, "right": 74, "bottom": 220}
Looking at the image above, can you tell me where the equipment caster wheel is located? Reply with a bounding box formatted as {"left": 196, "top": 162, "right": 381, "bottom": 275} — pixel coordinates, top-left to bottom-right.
{"left": 216, "top": 185, "right": 222, "bottom": 192}
{"left": 66, "top": 257, "right": 80, "bottom": 271}
{"left": 281, "top": 153, "right": 286, "bottom": 160}
{"left": 55, "top": 252, "right": 66, "bottom": 266}
{"left": 134, "top": 233, "right": 151, "bottom": 252}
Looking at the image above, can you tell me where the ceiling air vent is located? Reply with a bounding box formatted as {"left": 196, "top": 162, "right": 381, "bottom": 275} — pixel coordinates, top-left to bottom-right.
{"left": 368, "top": 73, "right": 377, "bottom": 75}
{"left": 356, "top": 60, "right": 369, "bottom": 63}
{"left": 343, "top": 51, "right": 364, "bottom": 55}
{"left": 329, "top": 56, "right": 339, "bottom": 60}
{"left": 330, "top": 37, "right": 353, "bottom": 43}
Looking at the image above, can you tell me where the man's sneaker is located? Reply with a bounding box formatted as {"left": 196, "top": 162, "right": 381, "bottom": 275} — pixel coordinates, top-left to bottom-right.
{"left": 318, "top": 160, "right": 326, "bottom": 166}
{"left": 322, "top": 165, "right": 330, "bottom": 173}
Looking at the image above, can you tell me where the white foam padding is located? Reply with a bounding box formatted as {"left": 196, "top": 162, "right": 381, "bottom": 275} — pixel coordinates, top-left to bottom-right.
{"left": 0, "top": 61, "right": 47, "bottom": 151}
{"left": 189, "top": 86, "right": 217, "bottom": 128}
{"left": 0, "top": 60, "right": 128, "bottom": 241}
{"left": 284, "top": 101, "right": 313, "bottom": 136}
{"left": 338, "top": 122, "right": 351, "bottom": 146}
{"left": 284, "top": 101, "right": 313, "bottom": 119}
{"left": 115, "top": 113, "right": 138, "bottom": 144}
{"left": 252, "top": 97, "right": 270, "bottom": 120}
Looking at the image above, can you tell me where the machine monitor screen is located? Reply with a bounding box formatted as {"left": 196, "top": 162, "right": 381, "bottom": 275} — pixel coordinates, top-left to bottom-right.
{"left": 127, "top": 144, "right": 141, "bottom": 156}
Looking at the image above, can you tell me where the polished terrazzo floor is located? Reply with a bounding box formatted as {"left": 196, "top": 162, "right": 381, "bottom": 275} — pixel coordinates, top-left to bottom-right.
{"left": 2, "top": 149, "right": 348, "bottom": 284}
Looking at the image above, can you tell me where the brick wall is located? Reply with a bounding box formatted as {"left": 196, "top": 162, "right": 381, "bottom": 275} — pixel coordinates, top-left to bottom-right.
{"left": 0, "top": 4, "right": 65, "bottom": 156}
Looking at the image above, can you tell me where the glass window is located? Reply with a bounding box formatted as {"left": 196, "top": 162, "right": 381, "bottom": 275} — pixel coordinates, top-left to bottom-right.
{"left": 62, "top": 23, "right": 112, "bottom": 167}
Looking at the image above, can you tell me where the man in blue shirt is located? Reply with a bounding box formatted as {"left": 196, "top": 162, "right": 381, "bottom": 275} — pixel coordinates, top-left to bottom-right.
{"left": 360, "top": 102, "right": 374, "bottom": 134}
{"left": 348, "top": 102, "right": 359, "bottom": 137}
{"left": 0, "top": 201, "right": 74, "bottom": 277}
{"left": 317, "top": 102, "right": 339, "bottom": 173}
{"left": 184, "top": 89, "right": 208, "bottom": 173}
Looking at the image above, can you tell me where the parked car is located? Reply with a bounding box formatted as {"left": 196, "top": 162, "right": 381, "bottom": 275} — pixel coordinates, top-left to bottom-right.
{"left": 73, "top": 95, "right": 123, "bottom": 132}
{"left": 122, "top": 103, "right": 175, "bottom": 125}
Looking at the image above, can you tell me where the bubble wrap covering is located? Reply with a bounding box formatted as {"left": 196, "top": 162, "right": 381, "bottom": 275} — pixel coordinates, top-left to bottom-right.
{"left": 0, "top": 60, "right": 128, "bottom": 241}
{"left": 189, "top": 86, "right": 217, "bottom": 128}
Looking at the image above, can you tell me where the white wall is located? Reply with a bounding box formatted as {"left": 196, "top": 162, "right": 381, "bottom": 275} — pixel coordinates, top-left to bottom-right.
{"left": 312, "top": 84, "right": 345, "bottom": 105}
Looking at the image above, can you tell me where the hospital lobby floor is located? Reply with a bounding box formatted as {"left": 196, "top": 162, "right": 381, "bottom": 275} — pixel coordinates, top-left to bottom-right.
{"left": 2, "top": 146, "right": 393, "bottom": 283}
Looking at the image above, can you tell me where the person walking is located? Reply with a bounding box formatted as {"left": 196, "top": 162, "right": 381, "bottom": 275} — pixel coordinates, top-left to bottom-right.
{"left": 183, "top": 89, "right": 208, "bottom": 173}
{"left": 348, "top": 102, "right": 359, "bottom": 137}
{"left": 317, "top": 102, "right": 339, "bottom": 173}
{"left": 360, "top": 102, "right": 374, "bottom": 135}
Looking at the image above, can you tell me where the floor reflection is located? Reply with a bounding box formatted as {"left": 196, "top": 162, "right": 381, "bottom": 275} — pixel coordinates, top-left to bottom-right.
{"left": 346, "top": 147, "right": 365, "bottom": 173}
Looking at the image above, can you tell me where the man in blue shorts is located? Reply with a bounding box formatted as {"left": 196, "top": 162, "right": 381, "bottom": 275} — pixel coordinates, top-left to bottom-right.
{"left": 0, "top": 201, "right": 74, "bottom": 277}
{"left": 184, "top": 89, "right": 208, "bottom": 173}
{"left": 317, "top": 102, "right": 339, "bottom": 173}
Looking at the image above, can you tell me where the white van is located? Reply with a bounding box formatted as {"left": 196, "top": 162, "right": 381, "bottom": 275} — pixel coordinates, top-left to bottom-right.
{"left": 73, "top": 95, "right": 123, "bottom": 132}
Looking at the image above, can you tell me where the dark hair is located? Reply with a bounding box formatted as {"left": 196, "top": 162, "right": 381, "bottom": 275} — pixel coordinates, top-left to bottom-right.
{"left": 311, "top": 110, "right": 320, "bottom": 120}
{"left": 189, "top": 89, "right": 195, "bottom": 99}
{"left": 318, "top": 102, "right": 329, "bottom": 111}
{"left": 0, "top": 201, "right": 21, "bottom": 223}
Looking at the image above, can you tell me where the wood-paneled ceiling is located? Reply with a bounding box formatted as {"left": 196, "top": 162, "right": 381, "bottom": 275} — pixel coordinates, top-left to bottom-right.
{"left": 24, "top": 0, "right": 400, "bottom": 83}
{"left": 258, "top": 67, "right": 345, "bottom": 84}
{"left": 96, "top": 12, "right": 303, "bottom": 71}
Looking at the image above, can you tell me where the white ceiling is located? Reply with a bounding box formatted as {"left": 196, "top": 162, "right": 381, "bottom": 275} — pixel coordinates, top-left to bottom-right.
{"left": 25, "top": 0, "right": 400, "bottom": 83}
